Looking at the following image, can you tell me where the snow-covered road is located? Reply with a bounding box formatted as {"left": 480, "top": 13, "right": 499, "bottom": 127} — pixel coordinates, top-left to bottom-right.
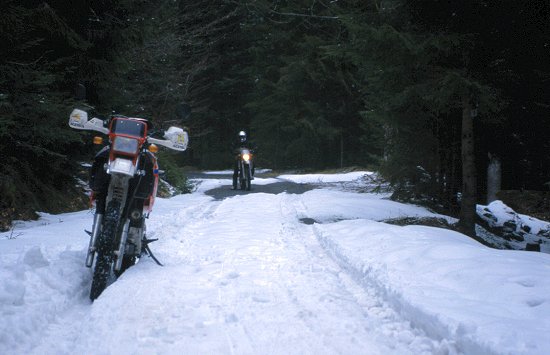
{"left": 2, "top": 173, "right": 550, "bottom": 354}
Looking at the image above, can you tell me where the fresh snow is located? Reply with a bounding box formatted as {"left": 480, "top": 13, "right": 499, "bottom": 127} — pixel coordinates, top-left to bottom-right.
{"left": 477, "top": 200, "right": 550, "bottom": 253}
{"left": 278, "top": 171, "right": 372, "bottom": 184}
{"left": 1, "top": 171, "right": 549, "bottom": 355}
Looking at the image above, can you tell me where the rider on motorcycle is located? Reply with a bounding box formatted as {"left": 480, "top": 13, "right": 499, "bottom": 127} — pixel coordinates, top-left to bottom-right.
{"left": 232, "top": 130, "right": 256, "bottom": 189}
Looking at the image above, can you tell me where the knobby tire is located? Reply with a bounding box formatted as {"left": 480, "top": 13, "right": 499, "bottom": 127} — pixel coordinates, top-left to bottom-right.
{"left": 115, "top": 255, "right": 136, "bottom": 277}
{"left": 90, "top": 200, "right": 120, "bottom": 301}
{"left": 245, "top": 167, "right": 251, "bottom": 191}
{"left": 239, "top": 165, "right": 246, "bottom": 190}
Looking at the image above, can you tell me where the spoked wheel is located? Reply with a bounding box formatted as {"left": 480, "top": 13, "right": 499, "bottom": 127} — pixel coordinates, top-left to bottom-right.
{"left": 90, "top": 201, "right": 120, "bottom": 301}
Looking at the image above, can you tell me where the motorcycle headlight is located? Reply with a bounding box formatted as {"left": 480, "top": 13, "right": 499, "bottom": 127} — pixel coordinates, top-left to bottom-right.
{"left": 109, "top": 157, "right": 136, "bottom": 176}
{"left": 243, "top": 153, "right": 250, "bottom": 161}
{"left": 113, "top": 137, "right": 139, "bottom": 154}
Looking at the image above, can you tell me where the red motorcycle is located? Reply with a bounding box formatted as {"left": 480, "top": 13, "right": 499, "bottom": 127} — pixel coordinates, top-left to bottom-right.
{"left": 69, "top": 108, "right": 188, "bottom": 300}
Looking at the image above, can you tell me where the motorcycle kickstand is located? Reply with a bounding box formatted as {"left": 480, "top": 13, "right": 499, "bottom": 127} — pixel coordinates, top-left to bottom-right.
{"left": 141, "top": 238, "right": 163, "bottom": 266}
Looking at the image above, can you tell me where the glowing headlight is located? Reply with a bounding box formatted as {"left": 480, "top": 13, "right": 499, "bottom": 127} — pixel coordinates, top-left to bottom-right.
{"left": 109, "top": 158, "right": 135, "bottom": 176}
{"left": 242, "top": 153, "right": 250, "bottom": 161}
{"left": 113, "top": 137, "right": 139, "bottom": 154}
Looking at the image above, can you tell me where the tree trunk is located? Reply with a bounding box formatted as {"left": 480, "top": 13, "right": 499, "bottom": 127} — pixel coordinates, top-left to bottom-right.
{"left": 340, "top": 133, "right": 344, "bottom": 169}
{"left": 486, "top": 152, "right": 501, "bottom": 204}
{"left": 383, "top": 124, "right": 391, "bottom": 162}
{"left": 458, "top": 99, "right": 477, "bottom": 237}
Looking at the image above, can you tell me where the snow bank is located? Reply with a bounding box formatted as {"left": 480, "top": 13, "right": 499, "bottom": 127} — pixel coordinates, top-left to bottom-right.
{"left": 2, "top": 171, "right": 550, "bottom": 355}
{"left": 299, "top": 189, "right": 455, "bottom": 224}
{"left": 278, "top": 171, "right": 372, "bottom": 184}
{"left": 314, "top": 219, "right": 550, "bottom": 354}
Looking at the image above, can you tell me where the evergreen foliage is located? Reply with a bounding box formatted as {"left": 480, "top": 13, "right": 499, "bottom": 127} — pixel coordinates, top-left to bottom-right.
{"left": 1, "top": 0, "right": 549, "bottom": 230}
{"left": 0, "top": 1, "right": 90, "bottom": 226}
{"left": 176, "top": 0, "right": 252, "bottom": 169}
{"left": 0, "top": 0, "right": 174, "bottom": 228}
{"left": 241, "top": 0, "right": 372, "bottom": 169}
{"left": 157, "top": 151, "right": 194, "bottom": 194}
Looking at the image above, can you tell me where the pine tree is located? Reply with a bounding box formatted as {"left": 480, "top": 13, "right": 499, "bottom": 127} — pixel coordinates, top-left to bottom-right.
{"left": 241, "top": 0, "right": 374, "bottom": 169}
{"left": 336, "top": 1, "right": 502, "bottom": 235}
{"left": 0, "top": 0, "right": 158, "bottom": 229}
{"left": 0, "top": 1, "right": 90, "bottom": 229}
{"left": 174, "top": 0, "right": 250, "bottom": 168}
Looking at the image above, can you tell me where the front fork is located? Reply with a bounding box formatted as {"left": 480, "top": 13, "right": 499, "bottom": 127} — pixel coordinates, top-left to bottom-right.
{"left": 86, "top": 213, "right": 131, "bottom": 272}
{"left": 114, "top": 219, "right": 130, "bottom": 271}
{"left": 85, "top": 213, "right": 103, "bottom": 267}
{"left": 86, "top": 173, "right": 132, "bottom": 271}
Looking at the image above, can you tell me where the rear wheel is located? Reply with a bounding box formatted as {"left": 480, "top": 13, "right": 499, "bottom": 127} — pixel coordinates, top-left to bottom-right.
{"left": 90, "top": 200, "right": 120, "bottom": 301}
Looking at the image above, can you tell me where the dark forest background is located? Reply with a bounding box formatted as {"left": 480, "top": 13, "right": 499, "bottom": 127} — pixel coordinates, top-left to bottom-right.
{"left": 1, "top": 0, "right": 549, "bottom": 233}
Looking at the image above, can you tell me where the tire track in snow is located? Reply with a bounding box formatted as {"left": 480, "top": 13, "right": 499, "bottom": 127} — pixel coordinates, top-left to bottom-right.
{"left": 22, "top": 187, "right": 466, "bottom": 354}
{"left": 186, "top": 194, "right": 325, "bottom": 354}
{"left": 162, "top": 192, "right": 389, "bottom": 354}
{"left": 149, "top": 196, "right": 221, "bottom": 265}
{"left": 288, "top": 194, "right": 462, "bottom": 355}
{"left": 25, "top": 196, "right": 222, "bottom": 354}
{"left": 311, "top": 223, "right": 496, "bottom": 355}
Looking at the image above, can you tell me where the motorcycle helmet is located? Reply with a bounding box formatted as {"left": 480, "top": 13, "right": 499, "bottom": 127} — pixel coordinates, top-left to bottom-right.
{"left": 238, "top": 130, "right": 247, "bottom": 142}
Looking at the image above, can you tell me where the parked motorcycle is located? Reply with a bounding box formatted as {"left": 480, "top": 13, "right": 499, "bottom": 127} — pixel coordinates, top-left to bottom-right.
{"left": 235, "top": 147, "right": 253, "bottom": 191}
{"left": 69, "top": 108, "right": 188, "bottom": 300}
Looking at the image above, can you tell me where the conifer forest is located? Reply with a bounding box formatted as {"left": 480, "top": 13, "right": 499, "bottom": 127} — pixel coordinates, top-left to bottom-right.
{"left": 1, "top": 1, "right": 549, "bottom": 234}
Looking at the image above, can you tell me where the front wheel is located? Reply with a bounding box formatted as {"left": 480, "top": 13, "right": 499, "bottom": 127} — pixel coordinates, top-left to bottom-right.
{"left": 90, "top": 252, "right": 111, "bottom": 300}
{"left": 90, "top": 200, "right": 120, "bottom": 301}
{"left": 115, "top": 255, "right": 136, "bottom": 277}
{"left": 239, "top": 164, "right": 246, "bottom": 190}
{"left": 245, "top": 166, "right": 251, "bottom": 191}
{"left": 240, "top": 178, "right": 247, "bottom": 190}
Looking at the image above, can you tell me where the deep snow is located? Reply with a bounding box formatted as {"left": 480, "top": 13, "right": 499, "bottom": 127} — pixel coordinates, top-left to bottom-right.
{"left": 1, "top": 172, "right": 549, "bottom": 355}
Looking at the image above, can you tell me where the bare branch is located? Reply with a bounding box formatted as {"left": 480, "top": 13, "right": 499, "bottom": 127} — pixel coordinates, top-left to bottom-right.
{"left": 269, "top": 9, "right": 339, "bottom": 20}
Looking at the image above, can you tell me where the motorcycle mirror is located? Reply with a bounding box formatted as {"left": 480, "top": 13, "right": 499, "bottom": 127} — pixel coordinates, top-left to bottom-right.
{"left": 175, "top": 102, "right": 191, "bottom": 121}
